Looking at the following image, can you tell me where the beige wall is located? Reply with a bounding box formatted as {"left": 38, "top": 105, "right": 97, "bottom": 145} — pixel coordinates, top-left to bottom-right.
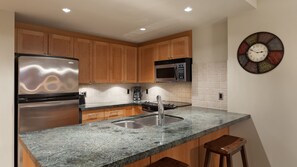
{"left": 0, "top": 10, "right": 15, "bottom": 167}
{"left": 228, "top": 0, "right": 297, "bottom": 166}
{"left": 192, "top": 21, "right": 228, "bottom": 110}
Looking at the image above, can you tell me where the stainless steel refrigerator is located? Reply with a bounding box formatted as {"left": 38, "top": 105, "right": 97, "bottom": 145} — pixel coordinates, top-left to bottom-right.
{"left": 16, "top": 54, "right": 80, "bottom": 133}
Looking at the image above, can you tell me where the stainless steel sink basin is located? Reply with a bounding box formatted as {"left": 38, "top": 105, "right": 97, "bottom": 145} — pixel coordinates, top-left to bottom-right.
{"left": 112, "top": 114, "right": 184, "bottom": 129}
{"left": 133, "top": 114, "right": 184, "bottom": 126}
{"left": 113, "top": 120, "right": 143, "bottom": 129}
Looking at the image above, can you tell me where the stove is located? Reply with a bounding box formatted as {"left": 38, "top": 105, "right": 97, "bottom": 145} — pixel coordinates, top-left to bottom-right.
{"left": 142, "top": 101, "right": 191, "bottom": 112}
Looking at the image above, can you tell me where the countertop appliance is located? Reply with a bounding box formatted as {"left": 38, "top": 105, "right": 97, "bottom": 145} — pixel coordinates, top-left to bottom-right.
{"left": 155, "top": 58, "right": 192, "bottom": 83}
{"left": 132, "top": 86, "right": 142, "bottom": 101}
{"left": 142, "top": 101, "right": 191, "bottom": 112}
{"left": 16, "top": 54, "right": 80, "bottom": 133}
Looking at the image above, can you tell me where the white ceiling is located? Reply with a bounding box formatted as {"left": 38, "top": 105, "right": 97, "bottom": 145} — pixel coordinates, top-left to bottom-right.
{"left": 0, "top": 0, "right": 255, "bottom": 43}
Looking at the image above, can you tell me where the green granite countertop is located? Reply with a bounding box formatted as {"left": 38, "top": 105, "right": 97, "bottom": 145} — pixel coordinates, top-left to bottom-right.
{"left": 19, "top": 106, "right": 250, "bottom": 167}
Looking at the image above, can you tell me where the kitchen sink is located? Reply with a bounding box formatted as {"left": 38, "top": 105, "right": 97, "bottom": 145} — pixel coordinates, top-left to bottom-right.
{"left": 112, "top": 114, "right": 184, "bottom": 129}
{"left": 113, "top": 120, "right": 143, "bottom": 129}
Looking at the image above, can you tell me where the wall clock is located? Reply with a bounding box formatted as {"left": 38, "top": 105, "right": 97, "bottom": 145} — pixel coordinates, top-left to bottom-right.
{"left": 237, "top": 32, "right": 284, "bottom": 74}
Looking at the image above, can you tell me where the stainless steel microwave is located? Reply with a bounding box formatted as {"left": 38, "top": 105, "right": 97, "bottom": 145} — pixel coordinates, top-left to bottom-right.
{"left": 154, "top": 58, "right": 192, "bottom": 82}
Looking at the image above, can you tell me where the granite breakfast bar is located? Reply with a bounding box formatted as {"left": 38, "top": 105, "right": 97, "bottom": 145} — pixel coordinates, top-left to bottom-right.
{"left": 19, "top": 106, "right": 250, "bottom": 167}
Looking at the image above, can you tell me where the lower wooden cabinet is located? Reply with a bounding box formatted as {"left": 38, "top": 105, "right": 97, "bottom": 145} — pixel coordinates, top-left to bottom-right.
{"left": 81, "top": 105, "right": 145, "bottom": 124}
{"left": 125, "top": 127, "right": 229, "bottom": 167}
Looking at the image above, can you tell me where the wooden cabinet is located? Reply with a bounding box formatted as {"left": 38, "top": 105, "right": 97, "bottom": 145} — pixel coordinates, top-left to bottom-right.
{"left": 151, "top": 138, "right": 199, "bottom": 167}
{"left": 93, "top": 41, "right": 110, "bottom": 83}
{"left": 74, "top": 38, "right": 93, "bottom": 84}
{"left": 171, "top": 36, "right": 190, "bottom": 59}
{"left": 81, "top": 106, "right": 143, "bottom": 123}
{"left": 110, "top": 44, "right": 125, "bottom": 83}
{"left": 156, "top": 41, "right": 171, "bottom": 60}
{"left": 82, "top": 109, "right": 106, "bottom": 123}
{"left": 17, "top": 29, "right": 48, "bottom": 55}
{"left": 124, "top": 158, "right": 150, "bottom": 167}
{"left": 49, "top": 34, "right": 74, "bottom": 57}
{"left": 138, "top": 44, "right": 156, "bottom": 83}
{"left": 124, "top": 46, "right": 138, "bottom": 83}
{"left": 199, "top": 128, "right": 229, "bottom": 167}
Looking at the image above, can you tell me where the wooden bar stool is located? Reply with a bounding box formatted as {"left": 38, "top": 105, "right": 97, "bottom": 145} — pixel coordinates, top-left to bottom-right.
{"left": 148, "top": 157, "right": 189, "bottom": 167}
{"left": 204, "top": 135, "right": 249, "bottom": 167}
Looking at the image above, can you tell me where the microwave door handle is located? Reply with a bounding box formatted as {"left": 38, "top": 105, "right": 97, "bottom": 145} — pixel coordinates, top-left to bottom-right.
{"left": 174, "top": 65, "right": 178, "bottom": 81}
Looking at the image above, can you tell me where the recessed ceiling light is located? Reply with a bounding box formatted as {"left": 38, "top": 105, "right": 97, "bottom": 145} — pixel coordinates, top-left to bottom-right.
{"left": 140, "top": 28, "right": 146, "bottom": 31}
{"left": 184, "top": 7, "right": 193, "bottom": 12}
{"left": 62, "top": 8, "right": 71, "bottom": 13}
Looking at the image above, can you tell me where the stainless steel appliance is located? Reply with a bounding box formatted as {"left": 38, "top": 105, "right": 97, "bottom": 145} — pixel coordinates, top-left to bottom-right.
{"left": 16, "top": 54, "right": 80, "bottom": 133}
{"left": 142, "top": 101, "right": 191, "bottom": 112}
{"left": 132, "top": 86, "right": 142, "bottom": 101}
{"left": 155, "top": 58, "right": 192, "bottom": 83}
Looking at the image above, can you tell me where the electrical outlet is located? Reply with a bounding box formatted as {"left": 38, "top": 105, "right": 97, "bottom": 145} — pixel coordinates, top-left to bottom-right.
{"left": 219, "top": 93, "right": 223, "bottom": 100}
{"left": 127, "top": 89, "right": 130, "bottom": 94}
{"left": 146, "top": 89, "right": 149, "bottom": 94}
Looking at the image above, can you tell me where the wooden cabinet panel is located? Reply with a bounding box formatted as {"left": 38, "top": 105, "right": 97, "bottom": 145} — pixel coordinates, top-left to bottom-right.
{"left": 124, "top": 46, "right": 138, "bottom": 83}
{"left": 49, "top": 34, "right": 74, "bottom": 57}
{"left": 199, "top": 128, "right": 229, "bottom": 167}
{"left": 126, "top": 106, "right": 144, "bottom": 117}
{"left": 17, "top": 29, "right": 48, "bottom": 55}
{"left": 110, "top": 44, "right": 124, "bottom": 83}
{"left": 151, "top": 138, "right": 199, "bottom": 167}
{"left": 82, "top": 109, "right": 105, "bottom": 124}
{"left": 105, "top": 107, "right": 126, "bottom": 120}
{"left": 93, "top": 41, "right": 110, "bottom": 83}
{"left": 74, "top": 38, "right": 92, "bottom": 84}
{"left": 124, "top": 157, "right": 150, "bottom": 167}
{"left": 156, "top": 41, "right": 171, "bottom": 60}
{"left": 138, "top": 45, "right": 156, "bottom": 83}
{"left": 171, "top": 36, "right": 190, "bottom": 59}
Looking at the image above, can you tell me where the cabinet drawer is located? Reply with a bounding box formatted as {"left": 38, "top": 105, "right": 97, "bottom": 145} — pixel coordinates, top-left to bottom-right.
{"left": 105, "top": 109, "right": 125, "bottom": 120}
{"left": 82, "top": 110, "right": 105, "bottom": 123}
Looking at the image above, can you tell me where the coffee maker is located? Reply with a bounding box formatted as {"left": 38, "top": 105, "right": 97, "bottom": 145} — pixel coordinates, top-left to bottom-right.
{"left": 132, "top": 86, "right": 142, "bottom": 101}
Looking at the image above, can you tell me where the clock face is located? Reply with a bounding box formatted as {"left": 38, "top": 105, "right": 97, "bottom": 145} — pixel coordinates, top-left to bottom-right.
{"left": 237, "top": 32, "right": 284, "bottom": 74}
{"left": 247, "top": 43, "right": 268, "bottom": 62}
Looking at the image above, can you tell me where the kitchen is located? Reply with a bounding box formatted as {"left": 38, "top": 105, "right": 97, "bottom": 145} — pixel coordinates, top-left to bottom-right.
{"left": 1, "top": 0, "right": 297, "bottom": 166}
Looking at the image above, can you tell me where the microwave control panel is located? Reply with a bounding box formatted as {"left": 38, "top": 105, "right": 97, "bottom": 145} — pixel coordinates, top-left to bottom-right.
{"left": 176, "top": 63, "right": 186, "bottom": 80}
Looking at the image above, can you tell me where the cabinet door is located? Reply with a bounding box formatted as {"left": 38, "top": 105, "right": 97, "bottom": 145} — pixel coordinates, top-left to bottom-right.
{"left": 93, "top": 41, "right": 110, "bottom": 83}
{"left": 199, "top": 128, "right": 229, "bottom": 167}
{"left": 49, "top": 34, "right": 74, "bottom": 57}
{"left": 171, "top": 36, "right": 190, "bottom": 59}
{"left": 151, "top": 138, "right": 199, "bottom": 167}
{"left": 138, "top": 45, "right": 156, "bottom": 83}
{"left": 110, "top": 44, "right": 124, "bottom": 83}
{"left": 124, "top": 46, "right": 138, "bottom": 83}
{"left": 17, "top": 29, "right": 48, "bottom": 55}
{"left": 124, "top": 157, "right": 150, "bottom": 167}
{"left": 105, "top": 107, "right": 126, "bottom": 120}
{"left": 74, "top": 38, "right": 92, "bottom": 84}
{"left": 156, "top": 41, "right": 171, "bottom": 60}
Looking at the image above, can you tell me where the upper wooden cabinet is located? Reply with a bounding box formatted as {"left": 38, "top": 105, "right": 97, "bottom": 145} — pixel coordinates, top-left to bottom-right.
{"left": 156, "top": 41, "right": 171, "bottom": 61}
{"left": 49, "top": 34, "right": 74, "bottom": 57}
{"left": 155, "top": 36, "right": 191, "bottom": 61}
{"left": 124, "top": 46, "right": 138, "bottom": 83}
{"left": 93, "top": 41, "right": 110, "bottom": 83}
{"left": 171, "top": 36, "right": 190, "bottom": 59}
{"left": 138, "top": 45, "right": 156, "bottom": 83}
{"left": 74, "top": 38, "right": 93, "bottom": 84}
{"left": 110, "top": 44, "right": 125, "bottom": 83}
{"left": 17, "top": 29, "right": 48, "bottom": 55}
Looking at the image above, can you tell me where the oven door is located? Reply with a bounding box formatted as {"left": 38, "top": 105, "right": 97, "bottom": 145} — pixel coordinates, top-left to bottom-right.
{"left": 155, "top": 64, "right": 177, "bottom": 82}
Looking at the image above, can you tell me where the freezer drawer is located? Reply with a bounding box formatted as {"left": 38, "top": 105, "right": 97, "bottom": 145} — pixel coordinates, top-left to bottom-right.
{"left": 19, "top": 99, "right": 79, "bottom": 133}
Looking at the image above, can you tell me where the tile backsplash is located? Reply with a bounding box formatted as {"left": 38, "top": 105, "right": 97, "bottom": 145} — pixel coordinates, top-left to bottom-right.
{"left": 192, "top": 61, "right": 227, "bottom": 110}
{"left": 79, "top": 83, "right": 192, "bottom": 104}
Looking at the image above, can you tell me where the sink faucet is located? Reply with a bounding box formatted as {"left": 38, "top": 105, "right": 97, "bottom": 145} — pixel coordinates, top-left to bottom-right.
{"left": 157, "top": 95, "right": 164, "bottom": 126}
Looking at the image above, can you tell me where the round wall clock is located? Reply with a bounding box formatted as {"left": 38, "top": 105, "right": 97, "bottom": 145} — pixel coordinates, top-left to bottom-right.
{"left": 237, "top": 32, "right": 284, "bottom": 74}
